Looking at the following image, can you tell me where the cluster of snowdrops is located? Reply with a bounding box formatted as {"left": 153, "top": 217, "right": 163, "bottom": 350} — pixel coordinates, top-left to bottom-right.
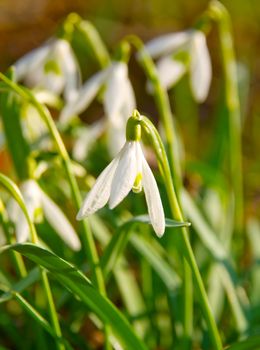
{"left": 0, "top": 2, "right": 258, "bottom": 350}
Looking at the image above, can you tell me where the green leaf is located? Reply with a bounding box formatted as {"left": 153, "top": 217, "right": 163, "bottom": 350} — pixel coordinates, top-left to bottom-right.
{"left": 101, "top": 215, "right": 186, "bottom": 284}
{"left": 128, "top": 215, "right": 191, "bottom": 228}
{"left": 0, "top": 268, "right": 40, "bottom": 304}
{"left": 181, "top": 190, "right": 228, "bottom": 260}
{"left": 225, "top": 336, "right": 260, "bottom": 350}
{"left": 0, "top": 173, "right": 37, "bottom": 242}
{"left": 1, "top": 243, "right": 148, "bottom": 350}
{"left": 130, "top": 234, "right": 180, "bottom": 291}
{"left": 0, "top": 69, "right": 30, "bottom": 180}
{"left": 89, "top": 215, "right": 148, "bottom": 338}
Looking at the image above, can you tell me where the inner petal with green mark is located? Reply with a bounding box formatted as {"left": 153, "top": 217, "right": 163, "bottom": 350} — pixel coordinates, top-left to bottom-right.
{"left": 132, "top": 172, "right": 142, "bottom": 193}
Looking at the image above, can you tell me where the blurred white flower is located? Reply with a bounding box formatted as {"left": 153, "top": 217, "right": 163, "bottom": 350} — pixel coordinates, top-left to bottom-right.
{"left": 60, "top": 61, "right": 136, "bottom": 155}
{"left": 77, "top": 140, "right": 165, "bottom": 237}
{"left": 72, "top": 120, "right": 105, "bottom": 162}
{"left": 8, "top": 179, "right": 81, "bottom": 251}
{"left": 14, "top": 39, "right": 81, "bottom": 103}
{"left": 144, "top": 30, "right": 212, "bottom": 102}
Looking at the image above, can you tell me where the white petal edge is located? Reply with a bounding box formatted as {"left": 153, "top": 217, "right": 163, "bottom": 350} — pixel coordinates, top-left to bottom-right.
{"left": 156, "top": 55, "right": 187, "bottom": 90}
{"left": 190, "top": 31, "right": 212, "bottom": 103}
{"left": 14, "top": 44, "right": 51, "bottom": 81}
{"left": 104, "top": 62, "right": 128, "bottom": 118}
{"left": 107, "top": 116, "right": 127, "bottom": 157}
{"left": 77, "top": 150, "right": 122, "bottom": 219}
{"left": 56, "top": 40, "right": 81, "bottom": 103}
{"left": 16, "top": 179, "right": 41, "bottom": 243}
{"left": 7, "top": 198, "right": 36, "bottom": 243}
{"left": 143, "top": 31, "right": 192, "bottom": 59}
{"left": 141, "top": 151, "right": 165, "bottom": 237}
{"left": 72, "top": 119, "right": 105, "bottom": 161}
{"left": 109, "top": 141, "right": 137, "bottom": 209}
{"left": 39, "top": 186, "right": 81, "bottom": 251}
{"left": 59, "top": 68, "right": 109, "bottom": 126}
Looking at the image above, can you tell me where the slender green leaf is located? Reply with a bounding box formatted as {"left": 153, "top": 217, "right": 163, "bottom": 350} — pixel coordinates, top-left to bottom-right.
{"left": 101, "top": 215, "right": 188, "bottom": 280}
{"left": 128, "top": 215, "right": 191, "bottom": 228}
{"left": 0, "top": 69, "right": 30, "bottom": 180}
{"left": 130, "top": 234, "right": 180, "bottom": 291}
{"left": 225, "top": 336, "right": 260, "bottom": 350}
{"left": 181, "top": 189, "right": 228, "bottom": 260}
{"left": 0, "top": 268, "right": 40, "bottom": 303}
{"left": 1, "top": 243, "right": 148, "bottom": 350}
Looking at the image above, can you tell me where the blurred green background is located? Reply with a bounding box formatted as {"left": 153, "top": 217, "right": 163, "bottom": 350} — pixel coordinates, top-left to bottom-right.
{"left": 0, "top": 0, "right": 259, "bottom": 215}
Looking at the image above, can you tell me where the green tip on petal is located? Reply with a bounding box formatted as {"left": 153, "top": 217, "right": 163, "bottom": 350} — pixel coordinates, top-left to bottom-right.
{"left": 126, "top": 115, "right": 141, "bottom": 141}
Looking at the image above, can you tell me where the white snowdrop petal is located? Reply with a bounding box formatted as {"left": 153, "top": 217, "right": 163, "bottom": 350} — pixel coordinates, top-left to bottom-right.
{"left": 6, "top": 198, "right": 20, "bottom": 222}
{"left": 77, "top": 153, "right": 121, "bottom": 219}
{"left": 109, "top": 142, "right": 137, "bottom": 209}
{"left": 107, "top": 117, "right": 126, "bottom": 157}
{"left": 40, "top": 188, "right": 81, "bottom": 251}
{"left": 121, "top": 77, "right": 136, "bottom": 116}
{"left": 190, "top": 31, "right": 212, "bottom": 102}
{"left": 44, "top": 71, "right": 65, "bottom": 95}
{"left": 16, "top": 209, "right": 31, "bottom": 243}
{"left": 104, "top": 62, "right": 128, "bottom": 118}
{"left": 73, "top": 119, "right": 105, "bottom": 161}
{"left": 142, "top": 155, "right": 165, "bottom": 237}
{"left": 14, "top": 44, "right": 51, "bottom": 81}
{"left": 106, "top": 74, "right": 136, "bottom": 156}
{"left": 15, "top": 180, "right": 41, "bottom": 243}
{"left": 57, "top": 40, "right": 81, "bottom": 103}
{"left": 60, "top": 69, "right": 109, "bottom": 125}
{"left": 144, "top": 31, "right": 192, "bottom": 59}
{"left": 156, "top": 55, "right": 186, "bottom": 89}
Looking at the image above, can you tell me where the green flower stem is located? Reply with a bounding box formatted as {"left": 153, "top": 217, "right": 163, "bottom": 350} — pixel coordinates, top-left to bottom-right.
{"left": 0, "top": 199, "right": 27, "bottom": 278}
{"left": 126, "top": 35, "right": 193, "bottom": 347}
{"left": 41, "top": 270, "right": 64, "bottom": 350}
{"left": 0, "top": 69, "right": 30, "bottom": 180}
{"left": 0, "top": 73, "right": 111, "bottom": 348}
{"left": 0, "top": 173, "right": 64, "bottom": 350}
{"left": 126, "top": 36, "right": 182, "bottom": 195}
{"left": 67, "top": 14, "right": 111, "bottom": 68}
{"left": 140, "top": 116, "right": 222, "bottom": 350}
{"left": 208, "top": 0, "right": 243, "bottom": 232}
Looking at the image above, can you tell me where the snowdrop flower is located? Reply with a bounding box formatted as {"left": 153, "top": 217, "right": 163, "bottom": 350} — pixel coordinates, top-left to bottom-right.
{"left": 72, "top": 120, "right": 105, "bottom": 162}
{"left": 77, "top": 117, "right": 165, "bottom": 237}
{"left": 14, "top": 39, "right": 81, "bottom": 103}
{"left": 8, "top": 179, "right": 81, "bottom": 250}
{"left": 144, "top": 30, "right": 212, "bottom": 102}
{"left": 60, "top": 61, "right": 136, "bottom": 155}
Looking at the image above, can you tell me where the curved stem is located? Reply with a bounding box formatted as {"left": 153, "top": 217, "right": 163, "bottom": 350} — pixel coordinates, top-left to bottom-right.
{"left": 140, "top": 116, "right": 222, "bottom": 350}
{"left": 0, "top": 173, "right": 64, "bottom": 350}
{"left": 125, "top": 35, "right": 182, "bottom": 195}
{"left": 0, "top": 72, "right": 111, "bottom": 348}
{"left": 0, "top": 199, "right": 27, "bottom": 278}
{"left": 208, "top": 0, "right": 243, "bottom": 232}
{"left": 125, "top": 37, "right": 192, "bottom": 348}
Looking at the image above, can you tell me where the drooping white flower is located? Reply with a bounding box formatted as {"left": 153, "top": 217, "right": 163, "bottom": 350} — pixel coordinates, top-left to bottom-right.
{"left": 77, "top": 140, "right": 165, "bottom": 237}
{"left": 14, "top": 39, "right": 81, "bottom": 103}
{"left": 72, "top": 120, "right": 105, "bottom": 162}
{"left": 8, "top": 179, "right": 81, "bottom": 250}
{"left": 60, "top": 61, "right": 136, "bottom": 155}
{"left": 144, "top": 30, "right": 212, "bottom": 102}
